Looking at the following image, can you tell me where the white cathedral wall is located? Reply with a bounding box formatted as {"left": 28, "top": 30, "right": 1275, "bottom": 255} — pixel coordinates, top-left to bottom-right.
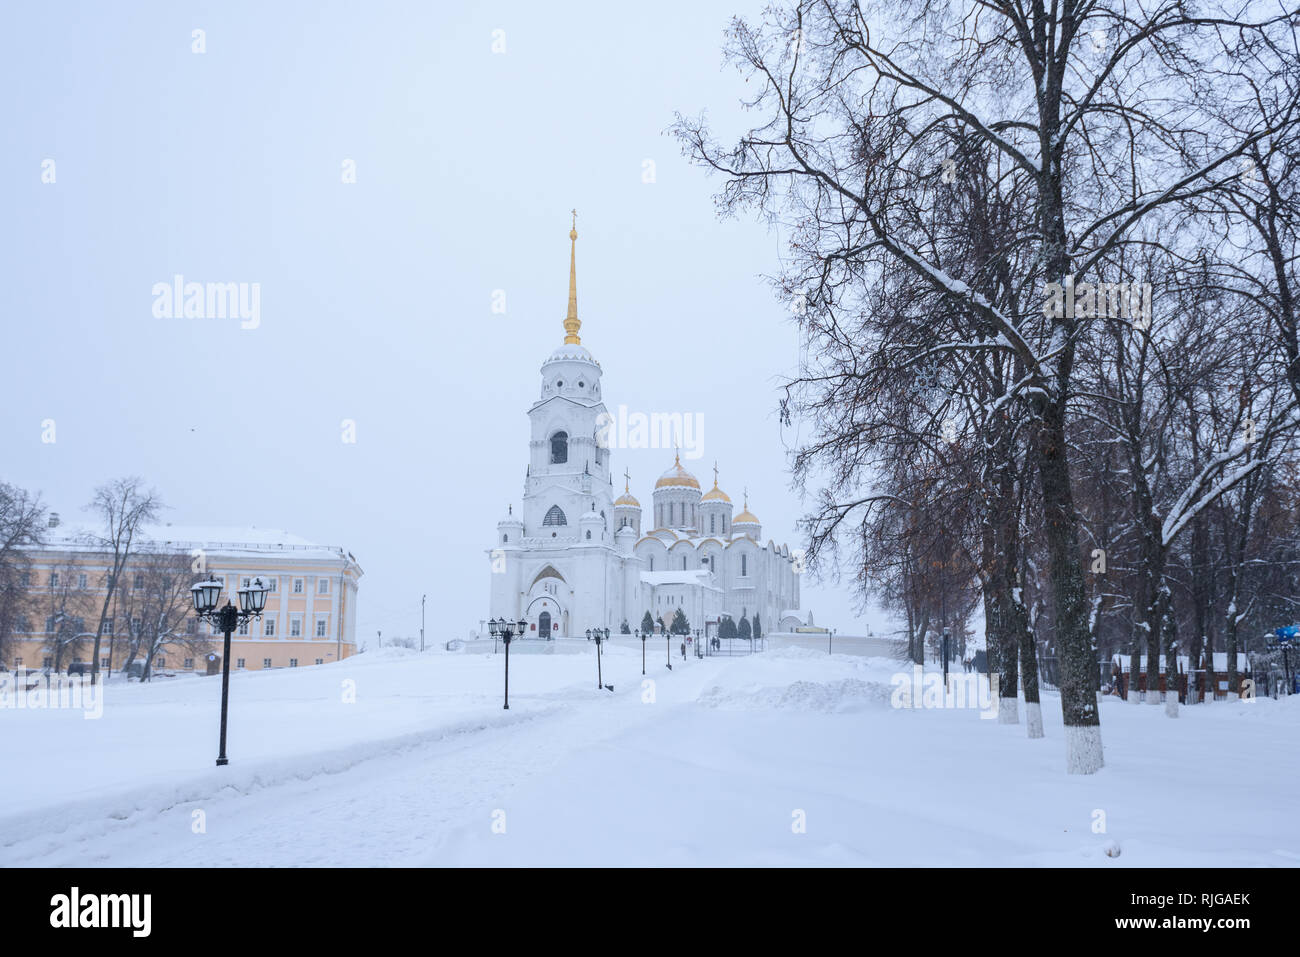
{"left": 488, "top": 548, "right": 525, "bottom": 620}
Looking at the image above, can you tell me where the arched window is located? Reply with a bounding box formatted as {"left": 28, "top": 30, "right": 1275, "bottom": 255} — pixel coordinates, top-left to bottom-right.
{"left": 502, "top": 534, "right": 508, "bottom": 543}
{"left": 543, "top": 505, "right": 567, "bottom": 526}
{"left": 550, "top": 431, "right": 568, "bottom": 464}
{"left": 586, "top": 530, "right": 592, "bottom": 540}
{"left": 741, "top": 554, "right": 748, "bottom": 576}
{"left": 710, "top": 514, "right": 716, "bottom": 534}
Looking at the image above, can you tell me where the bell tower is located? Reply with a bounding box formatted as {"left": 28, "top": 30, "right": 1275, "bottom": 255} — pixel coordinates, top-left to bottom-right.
{"left": 521, "top": 214, "right": 614, "bottom": 542}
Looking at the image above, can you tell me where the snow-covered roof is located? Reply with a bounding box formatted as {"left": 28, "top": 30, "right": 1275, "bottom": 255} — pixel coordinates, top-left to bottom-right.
{"left": 30, "top": 521, "right": 357, "bottom": 564}
{"left": 634, "top": 532, "right": 794, "bottom": 554}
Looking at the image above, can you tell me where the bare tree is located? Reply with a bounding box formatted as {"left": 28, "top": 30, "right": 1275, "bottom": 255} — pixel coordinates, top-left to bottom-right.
{"left": 115, "top": 547, "right": 205, "bottom": 680}
{"left": 40, "top": 559, "right": 93, "bottom": 673}
{"left": 675, "top": 0, "right": 1298, "bottom": 772}
{"left": 83, "top": 478, "right": 162, "bottom": 683}
{"left": 0, "top": 482, "right": 46, "bottom": 665}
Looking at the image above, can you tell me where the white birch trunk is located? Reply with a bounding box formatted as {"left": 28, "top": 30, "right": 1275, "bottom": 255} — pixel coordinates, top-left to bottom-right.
{"left": 1025, "top": 701, "right": 1044, "bottom": 738}
{"left": 1065, "top": 725, "right": 1105, "bottom": 774}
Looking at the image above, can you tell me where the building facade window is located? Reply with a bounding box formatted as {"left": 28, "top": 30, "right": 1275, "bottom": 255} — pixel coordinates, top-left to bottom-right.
{"left": 316, "top": 618, "right": 327, "bottom": 637}
{"left": 263, "top": 658, "right": 272, "bottom": 668}
{"left": 550, "top": 431, "right": 568, "bottom": 464}
{"left": 293, "top": 578, "right": 304, "bottom": 594}
{"left": 236, "top": 658, "right": 245, "bottom": 668}
{"left": 290, "top": 617, "right": 302, "bottom": 637}
{"left": 543, "top": 505, "right": 567, "bottom": 526}
{"left": 318, "top": 578, "right": 329, "bottom": 594}
{"left": 264, "top": 619, "right": 275, "bottom": 637}
{"left": 289, "top": 658, "right": 298, "bottom": 668}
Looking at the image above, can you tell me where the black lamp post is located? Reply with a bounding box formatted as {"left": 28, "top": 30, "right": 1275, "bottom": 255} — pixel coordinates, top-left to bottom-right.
{"left": 488, "top": 616, "right": 528, "bottom": 709}
{"left": 694, "top": 627, "right": 704, "bottom": 659}
{"left": 660, "top": 618, "right": 671, "bottom": 671}
{"left": 191, "top": 576, "right": 269, "bottom": 767}
{"left": 636, "top": 628, "right": 646, "bottom": 675}
{"left": 592, "top": 627, "right": 612, "bottom": 691}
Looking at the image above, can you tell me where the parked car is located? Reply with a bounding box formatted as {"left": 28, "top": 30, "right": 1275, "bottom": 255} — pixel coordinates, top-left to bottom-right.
{"left": 67, "top": 661, "right": 92, "bottom": 677}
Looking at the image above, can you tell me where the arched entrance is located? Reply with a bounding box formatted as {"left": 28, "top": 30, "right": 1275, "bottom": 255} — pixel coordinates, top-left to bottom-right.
{"left": 525, "top": 566, "right": 569, "bottom": 638}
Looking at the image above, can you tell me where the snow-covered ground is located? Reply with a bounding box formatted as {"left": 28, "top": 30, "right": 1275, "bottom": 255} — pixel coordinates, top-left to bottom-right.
{"left": 1, "top": 640, "right": 1296, "bottom": 867}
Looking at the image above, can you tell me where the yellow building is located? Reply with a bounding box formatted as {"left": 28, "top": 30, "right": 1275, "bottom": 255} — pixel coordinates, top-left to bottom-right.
{"left": 4, "top": 514, "right": 362, "bottom": 675}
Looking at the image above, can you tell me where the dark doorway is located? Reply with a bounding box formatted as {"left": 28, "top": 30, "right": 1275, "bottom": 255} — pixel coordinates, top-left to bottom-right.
{"left": 539, "top": 611, "right": 551, "bottom": 637}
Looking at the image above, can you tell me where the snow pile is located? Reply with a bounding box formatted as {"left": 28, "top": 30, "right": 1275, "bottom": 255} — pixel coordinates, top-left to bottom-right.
{"left": 697, "top": 677, "right": 894, "bottom": 712}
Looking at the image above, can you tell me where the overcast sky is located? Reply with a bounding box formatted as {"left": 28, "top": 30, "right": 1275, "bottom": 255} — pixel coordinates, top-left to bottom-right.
{"left": 1, "top": 1, "right": 891, "bottom": 643}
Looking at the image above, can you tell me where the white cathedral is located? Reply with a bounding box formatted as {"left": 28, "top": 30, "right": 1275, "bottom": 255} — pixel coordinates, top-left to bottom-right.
{"left": 487, "top": 219, "right": 806, "bottom": 640}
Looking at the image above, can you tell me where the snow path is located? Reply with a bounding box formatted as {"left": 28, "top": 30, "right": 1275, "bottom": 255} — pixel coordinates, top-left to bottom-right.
{"left": 2, "top": 645, "right": 1297, "bottom": 866}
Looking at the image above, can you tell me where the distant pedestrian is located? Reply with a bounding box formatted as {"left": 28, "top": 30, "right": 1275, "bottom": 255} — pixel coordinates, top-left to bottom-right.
{"left": 680, "top": 641, "right": 686, "bottom": 660}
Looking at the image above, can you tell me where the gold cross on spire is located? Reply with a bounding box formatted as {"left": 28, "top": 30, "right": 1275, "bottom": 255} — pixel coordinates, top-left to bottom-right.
{"left": 623, "top": 467, "right": 631, "bottom": 494}
{"left": 713, "top": 461, "right": 719, "bottom": 487}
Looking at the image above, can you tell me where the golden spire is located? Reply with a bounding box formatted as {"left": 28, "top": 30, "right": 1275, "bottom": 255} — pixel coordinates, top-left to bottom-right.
{"left": 624, "top": 468, "right": 631, "bottom": 494}
{"left": 564, "top": 209, "right": 581, "bottom": 345}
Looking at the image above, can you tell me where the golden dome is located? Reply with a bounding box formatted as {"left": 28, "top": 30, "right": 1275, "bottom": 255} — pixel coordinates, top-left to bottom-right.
{"left": 616, "top": 470, "right": 640, "bottom": 507}
{"left": 654, "top": 453, "right": 700, "bottom": 490}
{"left": 701, "top": 484, "right": 731, "bottom": 503}
{"left": 701, "top": 463, "right": 730, "bottom": 502}
{"left": 733, "top": 508, "right": 760, "bottom": 525}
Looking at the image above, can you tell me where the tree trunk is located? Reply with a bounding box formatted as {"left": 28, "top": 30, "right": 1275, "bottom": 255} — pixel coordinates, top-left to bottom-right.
{"left": 1159, "top": 583, "right": 1179, "bottom": 718}
{"left": 1035, "top": 400, "right": 1103, "bottom": 772}
{"left": 1015, "top": 582, "right": 1044, "bottom": 738}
